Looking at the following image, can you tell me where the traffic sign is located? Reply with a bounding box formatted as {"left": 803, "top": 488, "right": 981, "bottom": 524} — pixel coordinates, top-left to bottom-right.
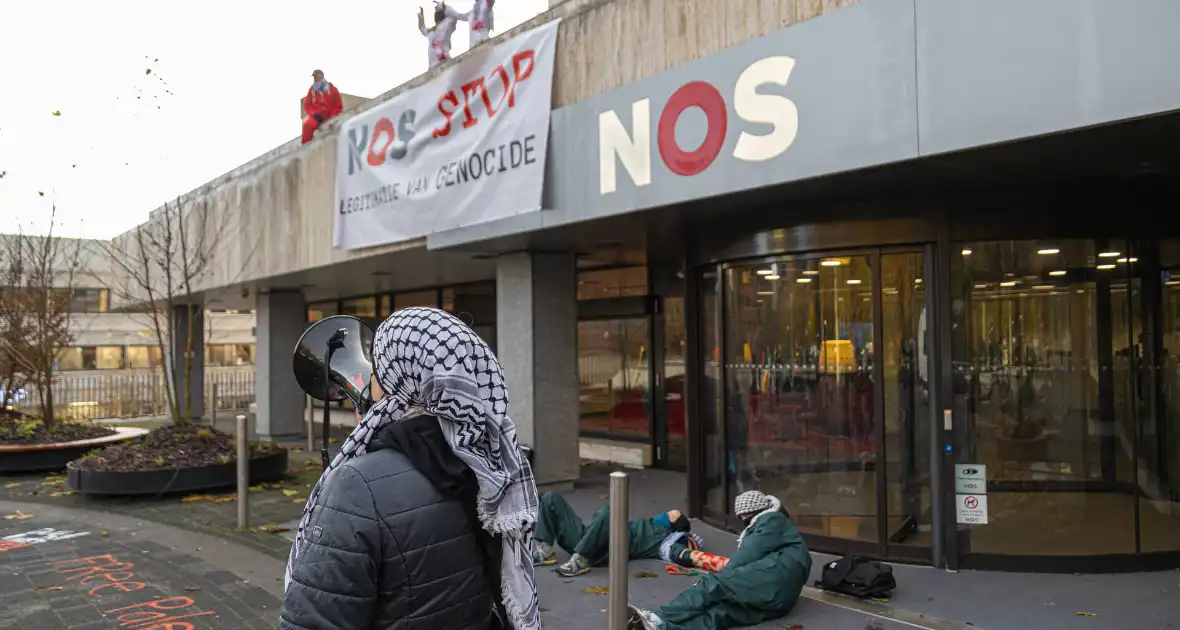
{"left": 955, "top": 464, "right": 987, "bottom": 494}
{"left": 956, "top": 493, "right": 988, "bottom": 524}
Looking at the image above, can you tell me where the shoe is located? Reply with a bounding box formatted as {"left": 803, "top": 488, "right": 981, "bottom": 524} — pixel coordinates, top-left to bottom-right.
{"left": 627, "top": 605, "right": 660, "bottom": 630}
{"left": 532, "top": 542, "right": 557, "bottom": 567}
{"left": 555, "top": 553, "right": 590, "bottom": 577}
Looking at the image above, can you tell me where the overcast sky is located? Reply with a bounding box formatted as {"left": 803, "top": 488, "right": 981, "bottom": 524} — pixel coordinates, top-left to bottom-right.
{"left": 0, "top": 0, "right": 547, "bottom": 240}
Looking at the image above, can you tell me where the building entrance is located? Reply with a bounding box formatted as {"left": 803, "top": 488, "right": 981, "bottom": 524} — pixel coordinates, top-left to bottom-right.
{"left": 699, "top": 247, "right": 935, "bottom": 561}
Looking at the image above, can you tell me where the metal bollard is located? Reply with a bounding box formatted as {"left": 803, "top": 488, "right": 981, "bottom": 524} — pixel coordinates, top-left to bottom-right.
{"left": 608, "top": 471, "right": 629, "bottom": 630}
{"left": 210, "top": 383, "right": 219, "bottom": 427}
{"left": 306, "top": 394, "right": 315, "bottom": 453}
{"left": 236, "top": 414, "right": 249, "bottom": 530}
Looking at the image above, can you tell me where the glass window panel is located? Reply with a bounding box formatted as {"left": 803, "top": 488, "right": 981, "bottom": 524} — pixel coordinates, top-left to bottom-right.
{"left": 95, "top": 346, "right": 123, "bottom": 369}
{"left": 307, "top": 301, "right": 338, "bottom": 322}
{"left": 1141, "top": 239, "right": 1180, "bottom": 552}
{"left": 725, "top": 256, "right": 878, "bottom": 541}
{"left": 341, "top": 297, "right": 377, "bottom": 318}
{"left": 577, "top": 266, "right": 649, "bottom": 300}
{"left": 664, "top": 296, "right": 687, "bottom": 471}
{"left": 578, "top": 318, "right": 651, "bottom": 440}
{"left": 395, "top": 290, "right": 439, "bottom": 310}
{"left": 699, "top": 269, "right": 725, "bottom": 515}
{"left": 56, "top": 347, "right": 85, "bottom": 371}
{"left": 126, "top": 346, "right": 164, "bottom": 369}
{"left": 952, "top": 239, "right": 1136, "bottom": 555}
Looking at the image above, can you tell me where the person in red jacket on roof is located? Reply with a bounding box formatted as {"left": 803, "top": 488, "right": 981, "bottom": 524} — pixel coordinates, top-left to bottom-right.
{"left": 302, "top": 69, "right": 343, "bottom": 144}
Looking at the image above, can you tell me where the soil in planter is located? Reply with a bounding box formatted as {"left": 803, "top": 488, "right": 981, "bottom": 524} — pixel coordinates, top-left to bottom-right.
{"left": 73, "top": 425, "right": 283, "bottom": 473}
{"left": 0, "top": 416, "right": 117, "bottom": 445}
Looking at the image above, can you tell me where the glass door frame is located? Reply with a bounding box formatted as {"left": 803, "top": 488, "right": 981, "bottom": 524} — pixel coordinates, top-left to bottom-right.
{"left": 689, "top": 245, "right": 938, "bottom": 564}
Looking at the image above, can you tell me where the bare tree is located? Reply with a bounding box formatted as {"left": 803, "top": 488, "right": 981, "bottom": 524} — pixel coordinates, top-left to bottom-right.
{"left": 0, "top": 208, "right": 84, "bottom": 427}
{"left": 102, "top": 197, "right": 232, "bottom": 427}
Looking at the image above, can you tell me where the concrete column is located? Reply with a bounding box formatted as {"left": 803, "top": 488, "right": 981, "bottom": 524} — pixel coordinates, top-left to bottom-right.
{"left": 171, "top": 306, "right": 205, "bottom": 421}
{"left": 256, "top": 291, "right": 308, "bottom": 441}
{"left": 496, "top": 252, "right": 579, "bottom": 487}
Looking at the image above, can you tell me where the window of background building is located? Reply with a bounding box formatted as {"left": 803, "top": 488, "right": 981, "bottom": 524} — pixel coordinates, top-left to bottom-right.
{"left": 69, "top": 288, "right": 109, "bottom": 313}
{"left": 57, "top": 346, "right": 124, "bottom": 370}
{"left": 126, "top": 346, "right": 165, "bottom": 369}
{"left": 307, "top": 301, "right": 338, "bottom": 322}
{"left": 206, "top": 344, "right": 256, "bottom": 367}
{"left": 577, "top": 266, "right": 649, "bottom": 300}
{"left": 341, "top": 297, "right": 377, "bottom": 318}
{"left": 380, "top": 295, "right": 393, "bottom": 318}
{"left": 395, "top": 290, "right": 439, "bottom": 310}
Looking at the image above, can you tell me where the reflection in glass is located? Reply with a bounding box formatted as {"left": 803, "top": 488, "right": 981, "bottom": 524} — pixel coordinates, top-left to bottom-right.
{"left": 664, "top": 297, "right": 687, "bottom": 471}
{"left": 882, "top": 253, "right": 931, "bottom": 548}
{"left": 952, "top": 239, "right": 1136, "bottom": 555}
{"left": 699, "top": 269, "right": 726, "bottom": 515}
{"left": 1140, "top": 240, "right": 1180, "bottom": 552}
{"left": 341, "top": 297, "right": 377, "bottom": 318}
{"left": 577, "top": 266, "right": 649, "bottom": 300}
{"left": 307, "top": 301, "right": 338, "bottom": 323}
{"left": 577, "top": 319, "right": 651, "bottom": 439}
{"left": 724, "top": 257, "right": 878, "bottom": 542}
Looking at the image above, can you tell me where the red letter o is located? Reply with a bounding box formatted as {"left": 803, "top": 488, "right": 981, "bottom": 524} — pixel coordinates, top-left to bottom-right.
{"left": 656, "top": 81, "right": 728, "bottom": 177}
{"left": 367, "top": 117, "right": 396, "bottom": 167}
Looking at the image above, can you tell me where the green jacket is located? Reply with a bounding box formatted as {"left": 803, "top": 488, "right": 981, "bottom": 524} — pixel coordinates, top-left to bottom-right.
{"left": 726, "top": 511, "right": 812, "bottom": 613}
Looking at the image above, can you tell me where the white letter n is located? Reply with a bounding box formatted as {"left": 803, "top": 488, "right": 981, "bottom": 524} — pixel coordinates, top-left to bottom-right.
{"left": 599, "top": 99, "right": 651, "bottom": 195}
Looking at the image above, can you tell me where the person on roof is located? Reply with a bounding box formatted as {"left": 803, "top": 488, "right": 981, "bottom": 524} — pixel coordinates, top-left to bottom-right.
{"left": 419, "top": 2, "right": 460, "bottom": 69}
{"left": 627, "top": 491, "right": 811, "bottom": 630}
{"left": 532, "top": 491, "right": 704, "bottom": 578}
{"left": 444, "top": 0, "right": 495, "bottom": 49}
{"left": 302, "top": 69, "right": 343, "bottom": 144}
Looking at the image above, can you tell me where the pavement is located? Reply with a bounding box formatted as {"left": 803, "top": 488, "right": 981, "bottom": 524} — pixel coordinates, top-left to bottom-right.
{"left": 1, "top": 435, "right": 1178, "bottom": 629}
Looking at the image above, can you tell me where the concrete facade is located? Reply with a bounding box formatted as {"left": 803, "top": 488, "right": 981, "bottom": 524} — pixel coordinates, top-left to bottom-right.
{"left": 254, "top": 291, "right": 308, "bottom": 440}
{"left": 496, "top": 253, "right": 579, "bottom": 485}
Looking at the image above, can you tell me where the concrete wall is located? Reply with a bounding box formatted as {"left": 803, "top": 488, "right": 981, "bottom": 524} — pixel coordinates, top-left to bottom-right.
{"left": 108, "top": 0, "right": 860, "bottom": 300}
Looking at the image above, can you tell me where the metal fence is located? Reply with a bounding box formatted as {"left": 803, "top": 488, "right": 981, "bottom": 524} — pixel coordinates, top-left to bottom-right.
{"left": 8, "top": 368, "right": 256, "bottom": 422}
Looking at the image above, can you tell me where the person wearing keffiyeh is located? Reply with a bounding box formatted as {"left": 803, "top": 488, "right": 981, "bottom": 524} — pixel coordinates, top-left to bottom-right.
{"left": 627, "top": 491, "right": 811, "bottom": 630}
{"left": 302, "top": 69, "right": 342, "bottom": 144}
{"left": 279, "top": 307, "right": 541, "bottom": 630}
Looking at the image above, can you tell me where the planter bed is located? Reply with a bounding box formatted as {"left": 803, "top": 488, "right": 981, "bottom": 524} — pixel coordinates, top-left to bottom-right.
{"left": 66, "top": 448, "right": 288, "bottom": 496}
{"left": 0, "top": 427, "right": 149, "bottom": 473}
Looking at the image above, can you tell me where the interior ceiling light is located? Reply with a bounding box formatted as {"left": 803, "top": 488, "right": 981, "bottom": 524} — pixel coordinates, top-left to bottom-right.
{"left": 796, "top": 277, "right": 812, "bottom": 283}
{"left": 1037, "top": 248, "right": 1060, "bottom": 255}
{"left": 846, "top": 279, "right": 862, "bottom": 285}
{"left": 1050, "top": 270, "right": 1067, "bottom": 276}
{"left": 820, "top": 260, "right": 842, "bottom": 266}
{"left": 961, "top": 248, "right": 973, "bottom": 256}
{"left": 1099, "top": 252, "right": 1120, "bottom": 258}
{"left": 765, "top": 274, "right": 781, "bottom": 280}
{"left": 915, "top": 278, "right": 923, "bottom": 284}
{"left": 757, "top": 291, "right": 774, "bottom": 296}
{"left": 974, "top": 284, "right": 988, "bottom": 289}
{"left": 1097, "top": 264, "right": 1116, "bottom": 270}
{"left": 802, "top": 270, "right": 819, "bottom": 275}
{"left": 1000, "top": 281, "right": 1018, "bottom": 287}
{"left": 756, "top": 269, "right": 773, "bottom": 275}
{"left": 1033, "top": 284, "right": 1055, "bottom": 290}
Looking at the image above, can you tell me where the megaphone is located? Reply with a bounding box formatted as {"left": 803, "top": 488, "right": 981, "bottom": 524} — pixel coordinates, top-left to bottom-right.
{"left": 292, "top": 315, "right": 376, "bottom": 469}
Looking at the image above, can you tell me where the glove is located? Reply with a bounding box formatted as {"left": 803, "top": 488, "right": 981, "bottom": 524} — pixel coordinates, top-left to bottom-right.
{"left": 313, "top": 114, "right": 324, "bottom": 123}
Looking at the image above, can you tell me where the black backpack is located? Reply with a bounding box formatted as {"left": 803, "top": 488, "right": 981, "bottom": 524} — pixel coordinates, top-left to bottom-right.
{"left": 815, "top": 555, "right": 897, "bottom": 599}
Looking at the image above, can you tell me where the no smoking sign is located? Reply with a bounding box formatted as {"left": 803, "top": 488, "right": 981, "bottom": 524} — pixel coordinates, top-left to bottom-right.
{"left": 956, "top": 494, "right": 988, "bottom": 525}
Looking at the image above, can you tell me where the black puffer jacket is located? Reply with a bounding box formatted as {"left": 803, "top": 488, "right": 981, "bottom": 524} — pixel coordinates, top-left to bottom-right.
{"left": 279, "top": 415, "right": 497, "bottom": 630}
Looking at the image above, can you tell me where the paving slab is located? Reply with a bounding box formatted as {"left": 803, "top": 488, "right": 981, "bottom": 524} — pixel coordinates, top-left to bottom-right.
{"left": 0, "top": 499, "right": 284, "bottom": 629}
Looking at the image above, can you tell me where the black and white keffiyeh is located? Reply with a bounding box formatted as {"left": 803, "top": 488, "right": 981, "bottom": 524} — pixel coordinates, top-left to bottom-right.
{"left": 734, "top": 490, "right": 781, "bottom": 548}
{"left": 284, "top": 307, "right": 541, "bottom": 630}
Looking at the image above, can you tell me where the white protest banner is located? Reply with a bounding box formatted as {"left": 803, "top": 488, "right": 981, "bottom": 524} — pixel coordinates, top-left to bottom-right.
{"left": 334, "top": 20, "right": 561, "bottom": 250}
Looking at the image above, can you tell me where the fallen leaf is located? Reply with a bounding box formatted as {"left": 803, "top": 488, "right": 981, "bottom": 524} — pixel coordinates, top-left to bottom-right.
{"left": 34, "top": 585, "right": 63, "bottom": 592}
{"left": 291, "top": 447, "right": 304, "bottom": 452}
{"left": 281, "top": 489, "right": 299, "bottom": 497}
{"left": 48, "top": 491, "right": 74, "bottom": 498}
{"left": 249, "top": 485, "right": 263, "bottom": 492}
{"left": 329, "top": 438, "right": 338, "bottom": 444}
{"left": 786, "top": 625, "right": 804, "bottom": 630}
{"left": 293, "top": 498, "right": 306, "bottom": 504}
{"left": 1076, "top": 612, "right": 1097, "bottom": 617}
{"left": 584, "top": 586, "right": 609, "bottom": 595}
{"left": 260, "top": 482, "right": 283, "bottom": 490}
{"left": 181, "top": 494, "right": 217, "bottom": 502}
{"left": 2, "top": 513, "right": 33, "bottom": 520}
{"left": 256, "top": 524, "right": 290, "bottom": 535}
{"left": 184, "top": 586, "right": 201, "bottom": 592}
{"left": 100, "top": 531, "right": 109, "bottom": 537}
{"left": 540, "top": 607, "right": 549, "bottom": 613}
{"left": 5, "top": 483, "right": 22, "bottom": 488}
{"left": 211, "top": 495, "right": 236, "bottom": 503}
{"left": 634, "top": 571, "right": 658, "bottom": 579}
{"left": 51, "top": 110, "right": 62, "bottom": 117}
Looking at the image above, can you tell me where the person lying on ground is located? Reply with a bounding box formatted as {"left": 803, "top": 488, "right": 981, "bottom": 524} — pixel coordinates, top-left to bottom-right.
{"left": 627, "top": 491, "right": 811, "bottom": 630}
{"left": 532, "top": 491, "right": 704, "bottom": 577}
